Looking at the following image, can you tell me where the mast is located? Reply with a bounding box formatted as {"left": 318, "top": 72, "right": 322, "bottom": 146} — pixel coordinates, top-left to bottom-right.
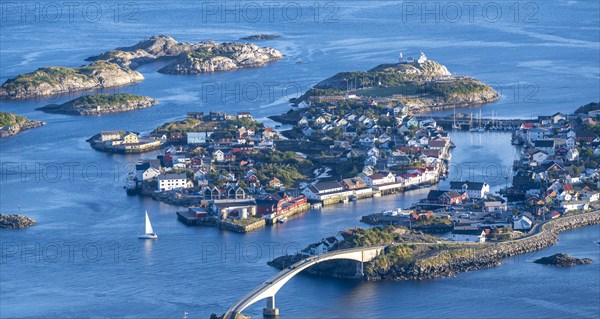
{"left": 470, "top": 113, "right": 473, "bottom": 129}
{"left": 453, "top": 106, "right": 456, "bottom": 130}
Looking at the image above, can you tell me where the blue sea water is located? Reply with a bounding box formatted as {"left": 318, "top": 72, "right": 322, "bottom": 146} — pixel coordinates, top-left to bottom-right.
{"left": 1, "top": 1, "right": 599, "bottom": 318}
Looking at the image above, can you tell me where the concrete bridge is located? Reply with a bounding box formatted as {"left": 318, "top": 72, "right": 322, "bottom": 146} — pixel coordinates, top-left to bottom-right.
{"left": 223, "top": 245, "right": 387, "bottom": 319}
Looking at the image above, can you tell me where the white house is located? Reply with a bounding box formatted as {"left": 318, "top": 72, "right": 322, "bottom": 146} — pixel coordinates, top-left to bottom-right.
{"left": 581, "top": 189, "right": 599, "bottom": 203}
{"left": 566, "top": 137, "right": 576, "bottom": 149}
{"left": 561, "top": 201, "right": 589, "bottom": 212}
{"left": 483, "top": 201, "right": 507, "bottom": 213}
{"left": 309, "top": 236, "right": 339, "bottom": 255}
{"left": 513, "top": 214, "right": 532, "bottom": 230}
{"left": 449, "top": 181, "right": 490, "bottom": 199}
{"left": 533, "top": 140, "right": 555, "bottom": 156}
{"left": 557, "top": 191, "right": 572, "bottom": 201}
{"left": 527, "top": 128, "right": 549, "bottom": 143}
{"left": 364, "top": 155, "right": 378, "bottom": 166}
{"left": 212, "top": 150, "right": 225, "bottom": 162}
{"left": 531, "top": 151, "right": 548, "bottom": 165}
{"left": 367, "top": 147, "right": 380, "bottom": 158}
{"left": 451, "top": 227, "right": 486, "bottom": 243}
{"left": 158, "top": 173, "right": 191, "bottom": 191}
{"left": 137, "top": 167, "right": 160, "bottom": 181}
{"left": 187, "top": 132, "right": 212, "bottom": 144}
{"left": 566, "top": 148, "right": 579, "bottom": 161}
{"left": 363, "top": 172, "right": 396, "bottom": 186}
{"left": 302, "top": 181, "right": 352, "bottom": 201}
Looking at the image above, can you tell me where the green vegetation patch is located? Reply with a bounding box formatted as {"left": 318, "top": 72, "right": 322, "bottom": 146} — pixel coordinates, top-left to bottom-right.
{"left": 69, "top": 94, "right": 150, "bottom": 109}
{"left": 0, "top": 112, "right": 27, "bottom": 127}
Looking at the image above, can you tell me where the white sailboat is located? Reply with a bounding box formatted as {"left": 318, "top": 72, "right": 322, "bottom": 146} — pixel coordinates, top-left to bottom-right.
{"left": 139, "top": 211, "right": 157, "bottom": 239}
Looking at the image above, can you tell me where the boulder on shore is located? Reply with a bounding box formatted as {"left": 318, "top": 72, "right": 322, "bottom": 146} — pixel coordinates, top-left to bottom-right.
{"left": 0, "top": 214, "right": 36, "bottom": 229}
{"left": 534, "top": 253, "right": 592, "bottom": 266}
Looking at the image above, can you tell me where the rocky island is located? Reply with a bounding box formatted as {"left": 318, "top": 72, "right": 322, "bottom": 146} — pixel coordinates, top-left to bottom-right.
{"left": 86, "top": 35, "right": 284, "bottom": 74}
{"left": 0, "top": 214, "right": 36, "bottom": 229}
{"left": 0, "top": 112, "right": 45, "bottom": 137}
{"left": 37, "top": 94, "right": 158, "bottom": 115}
{"left": 534, "top": 253, "right": 593, "bottom": 267}
{"left": 269, "top": 211, "right": 600, "bottom": 281}
{"left": 289, "top": 54, "right": 499, "bottom": 114}
{"left": 240, "top": 34, "right": 282, "bottom": 41}
{"left": 1, "top": 35, "right": 283, "bottom": 100}
{"left": 0, "top": 61, "right": 143, "bottom": 100}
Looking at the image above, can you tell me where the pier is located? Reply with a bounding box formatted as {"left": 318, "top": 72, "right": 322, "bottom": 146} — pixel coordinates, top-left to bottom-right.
{"left": 416, "top": 115, "right": 526, "bottom": 131}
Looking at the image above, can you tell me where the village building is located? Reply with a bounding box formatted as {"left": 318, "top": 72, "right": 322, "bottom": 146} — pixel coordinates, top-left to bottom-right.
{"left": 158, "top": 174, "right": 192, "bottom": 192}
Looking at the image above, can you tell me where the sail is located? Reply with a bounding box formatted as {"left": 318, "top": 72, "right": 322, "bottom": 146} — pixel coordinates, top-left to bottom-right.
{"left": 145, "top": 211, "right": 154, "bottom": 234}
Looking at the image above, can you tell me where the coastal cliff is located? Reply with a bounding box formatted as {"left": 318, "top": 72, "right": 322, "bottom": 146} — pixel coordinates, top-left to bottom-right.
{"left": 86, "top": 35, "right": 284, "bottom": 73}
{"left": 269, "top": 212, "right": 600, "bottom": 281}
{"left": 37, "top": 94, "right": 158, "bottom": 115}
{"left": 0, "top": 112, "right": 45, "bottom": 137}
{"left": 0, "top": 61, "right": 143, "bottom": 100}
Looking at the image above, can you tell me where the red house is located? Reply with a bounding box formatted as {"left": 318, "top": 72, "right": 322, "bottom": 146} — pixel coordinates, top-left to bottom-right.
{"left": 256, "top": 193, "right": 308, "bottom": 216}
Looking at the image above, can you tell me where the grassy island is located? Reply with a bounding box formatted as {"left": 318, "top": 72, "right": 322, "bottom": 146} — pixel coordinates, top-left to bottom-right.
{"left": 292, "top": 59, "right": 499, "bottom": 113}
{"left": 38, "top": 94, "right": 158, "bottom": 115}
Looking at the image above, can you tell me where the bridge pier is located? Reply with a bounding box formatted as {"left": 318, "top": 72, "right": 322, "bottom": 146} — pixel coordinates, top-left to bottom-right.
{"left": 263, "top": 296, "right": 279, "bottom": 317}
{"left": 355, "top": 260, "right": 364, "bottom": 278}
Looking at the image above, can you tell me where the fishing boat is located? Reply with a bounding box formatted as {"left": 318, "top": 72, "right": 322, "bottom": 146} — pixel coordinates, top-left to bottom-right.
{"left": 139, "top": 211, "right": 157, "bottom": 239}
{"left": 277, "top": 217, "right": 287, "bottom": 224}
{"left": 124, "top": 173, "right": 138, "bottom": 195}
{"left": 349, "top": 195, "right": 358, "bottom": 201}
{"left": 311, "top": 203, "right": 322, "bottom": 209}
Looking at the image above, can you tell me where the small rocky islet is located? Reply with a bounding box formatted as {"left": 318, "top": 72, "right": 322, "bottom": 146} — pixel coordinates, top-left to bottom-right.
{"left": 534, "top": 253, "right": 593, "bottom": 267}
{"left": 1, "top": 35, "right": 283, "bottom": 100}
{"left": 240, "top": 34, "right": 282, "bottom": 41}
{"left": 37, "top": 94, "right": 158, "bottom": 116}
{"left": 0, "top": 214, "right": 36, "bottom": 229}
{"left": 0, "top": 112, "right": 45, "bottom": 137}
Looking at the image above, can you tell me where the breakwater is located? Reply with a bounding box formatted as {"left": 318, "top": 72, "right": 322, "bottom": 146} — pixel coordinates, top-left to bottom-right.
{"left": 367, "top": 211, "right": 600, "bottom": 280}
{"left": 270, "top": 211, "right": 600, "bottom": 281}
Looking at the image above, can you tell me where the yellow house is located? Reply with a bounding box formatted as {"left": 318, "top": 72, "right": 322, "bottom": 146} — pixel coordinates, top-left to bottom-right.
{"left": 123, "top": 132, "right": 139, "bottom": 144}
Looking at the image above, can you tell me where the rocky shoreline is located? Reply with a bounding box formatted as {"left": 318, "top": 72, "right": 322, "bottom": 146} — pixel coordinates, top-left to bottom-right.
{"left": 0, "top": 112, "right": 45, "bottom": 137}
{"left": 269, "top": 211, "right": 600, "bottom": 281}
{"left": 0, "top": 214, "right": 36, "bottom": 229}
{"left": 37, "top": 94, "right": 158, "bottom": 115}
